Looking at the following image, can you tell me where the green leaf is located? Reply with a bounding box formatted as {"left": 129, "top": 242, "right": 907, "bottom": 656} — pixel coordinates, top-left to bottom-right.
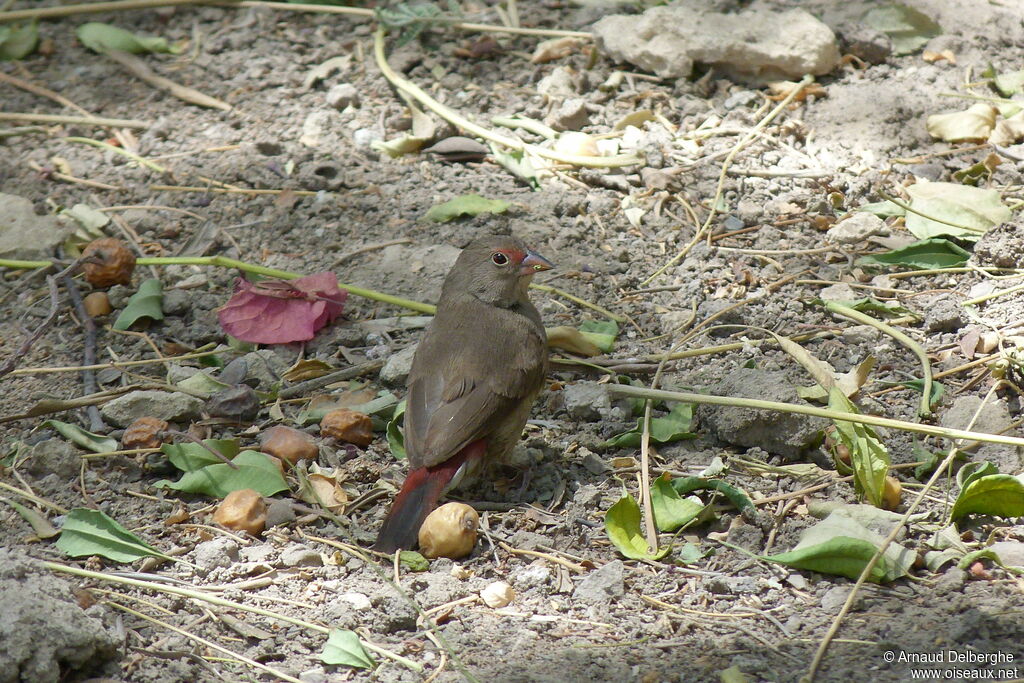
{"left": 603, "top": 402, "right": 696, "bottom": 448}
{"left": 387, "top": 399, "right": 407, "bottom": 460}
{"left": 76, "top": 22, "right": 176, "bottom": 54}
{"left": 0, "top": 21, "right": 39, "bottom": 61}
{"left": 859, "top": 238, "right": 970, "bottom": 269}
{"left": 0, "top": 496, "right": 60, "bottom": 538}
{"left": 56, "top": 507, "right": 162, "bottom": 563}
{"left": 424, "top": 194, "right": 511, "bottom": 222}
{"left": 862, "top": 4, "right": 941, "bottom": 55}
{"left": 604, "top": 493, "right": 669, "bottom": 560}
{"left": 489, "top": 145, "right": 540, "bottom": 189}
{"left": 175, "top": 371, "right": 229, "bottom": 398}
{"left": 764, "top": 511, "right": 914, "bottom": 582}
{"left": 956, "top": 461, "right": 999, "bottom": 490}
{"left": 896, "top": 378, "right": 945, "bottom": 409}
{"left": 905, "top": 182, "right": 1011, "bottom": 241}
{"left": 669, "top": 477, "right": 755, "bottom": 515}
{"left": 296, "top": 393, "right": 398, "bottom": 426}
{"left": 857, "top": 200, "right": 905, "bottom": 217}
{"left": 828, "top": 297, "right": 914, "bottom": 317}
{"left": 828, "top": 389, "right": 890, "bottom": 508}
{"left": 41, "top": 419, "right": 117, "bottom": 453}
{"left": 399, "top": 550, "right": 429, "bottom": 571}
{"left": 650, "top": 475, "right": 703, "bottom": 532}
{"left": 768, "top": 536, "right": 887, "bottom": 581}
{"left": 321, "top": 629, "right": 375, "bottom": 669}
{"left": 112, "top": 278, "right": 164, "bottom": 331}
{"left": 161, "top": 439, "right": 240, "bottom": 472}
{"left": 154, "top": 450, "right": 288, "bottom": 498}
{"left": 675, "top": 542, "right": 706, "bottom": 565}
{"left": 991, "top": 68, "right": 1024, "bottom": 97}
{"left": 951, "top": 474, "right": 1024, "bottom": 521}
{"left": 578, "top": 320, "right": 619, "bottom": 353}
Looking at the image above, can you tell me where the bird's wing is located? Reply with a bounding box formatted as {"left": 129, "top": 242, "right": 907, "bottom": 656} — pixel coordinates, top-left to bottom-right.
{"left": 404, "top": 301, "right": 546, "bottom": 469}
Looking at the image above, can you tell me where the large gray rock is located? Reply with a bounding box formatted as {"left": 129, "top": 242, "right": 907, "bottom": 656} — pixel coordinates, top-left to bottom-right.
{"left": 593, "top": 3, "right": 839, "bottom": 81}
{"left": 379, "top": 344, "right": 418, "bottom": 386}
{"left": 940, "top": 397, "right": 1022, "bottom": 473}
{"left": 698, "top": 368, "right": 827, "bottom": 459}
{"left": 0, "top": 549, "right": 119, "bottom": 682}
{"left": 0, "top": 194, "right": 71, "bottom": 261}
{"left": 573, "top": 559, "right": 625, "bottom": 603}
{"left": 99, "top": 389, "right": 204, "bottom": 427}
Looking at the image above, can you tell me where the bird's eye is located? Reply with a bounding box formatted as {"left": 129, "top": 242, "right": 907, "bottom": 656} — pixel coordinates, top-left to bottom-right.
{"left": 490, "top": 252, "right": 509, "bottom": 266}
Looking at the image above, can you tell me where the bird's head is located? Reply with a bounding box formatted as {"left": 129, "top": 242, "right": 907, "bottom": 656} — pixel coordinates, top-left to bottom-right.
{"left": 443, "top": 235, "right": 553, "bottom": 307}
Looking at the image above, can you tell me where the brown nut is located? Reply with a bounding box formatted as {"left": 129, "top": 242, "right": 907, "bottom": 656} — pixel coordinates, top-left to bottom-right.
{"left": 82, "top": 291, "right": 113, "bottom": 317}
{"left": 320, "top": 409, "right": 374, "bottom": 446}
{"left": 82, "top": 237, "right": 136, "bottom": 287}
{"left": 418, "top": 502, "right": 479, "bottom": 559}
{"left": 121, "top": 416, "right": 170, "bottom": 450}
{"left": 213, "top": 488, "right": 267, "bottom": 536}
{"left": 260, "top": 425, "right": 318, "bottom": 466}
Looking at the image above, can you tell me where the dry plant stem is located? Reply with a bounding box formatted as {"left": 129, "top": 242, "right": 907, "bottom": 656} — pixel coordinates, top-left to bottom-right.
{"left": 149, "top": 183, "right": 316, "bottom": 195}
{"left": 28, "top": 160, "right": 123, "bottom": 191}
{"left": 102, "top": 49, "right": 231, "bottom": 111}
{"left": 605, "top": 384, "right": 1024, "bottom": 448}
{"left": 60, "top": 274, "right": 106, "bottom": 432}
{"left": 0, "top": 255, "right": 433, "bottom": 313}
{"left": 0, "top": 112, "right": 149, "bottom": 129}
{"left": 801, "top": 384, "right": 999, "bottom": 683}
{"left": 0, "top": 0, "right": 208, "bottom": 21}
{"left": 43, "top": 563, "right": 423, "bottom": 671}
{"left": 372, "top": 28, "right": 640, "bottom": 169}
{"left": 277, "top": 360, "right": 385, "bottom": 399}
{"left": 10, "top": 346, "right": 219, "bottom": 375}
{"left": 298, "top": 532, "right": 479, "bottom": 682}
{"left": 644, "top": 75, "right": 814, "bottom": 285}
{"left": 530, "top": 283, "right": 625, "bottom": 323}
{"left": 104, "top": 600, "right": 304, "bottom": 683}
{"left": 0, "top": 481, "right": 68, "bottom": 514}
{"left": 825, "top": 301, "right": 933, "bottom": 417}
{"left": 962, "top": 280, "right": 1024, "bottom": 306}
{"left": 0, "top": 72, "right": 92, "bottom": 116}
{"left": 0, "top": 261, "right": 78, "bottom": 378}
{"left": 228, "top": 0, "right": 590, "bottom": 37}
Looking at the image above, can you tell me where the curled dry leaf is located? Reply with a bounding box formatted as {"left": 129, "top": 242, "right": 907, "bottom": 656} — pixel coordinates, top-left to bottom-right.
{"left": 480, "top": 581, "right": 515, "bottom": 608}
{"left": 990, "top": 111, "right": 1024, "bottom": 146}
{"left": 217, "top": 272, "right": 346, "bottom": 345}
{"left": 418, "top": 502, "right": 479, "bottom": 559}
{"left": 554, "top": 132, "right": 600, "bottom": 157}
{"left": 213, "top": 488, "right": 267, "bottom": 536}
{"left": 82, "top": 237, "right": 136, "bottom": 287}
{"left": 531, "top": 36, "right": 583, "bottom": 64}
{"left": 261, "top": 425, "right": 318, "bottom": 466}
{"left": 545, "top": 326, "right": 602, "bottom": 357}
{"left": 926, "top": 103, "right": 997, "bottom": 143}
{"left": 320, "top": 408, "right": 374, "bottom": 446}
{"left": 303, "top": 472, "right": 348, "bottom": 513}
{"left": 121, "top": 416, "right": 169, "bottom": 450}
{"left": 766, "top": 81, "right": 827, "bottom": 101}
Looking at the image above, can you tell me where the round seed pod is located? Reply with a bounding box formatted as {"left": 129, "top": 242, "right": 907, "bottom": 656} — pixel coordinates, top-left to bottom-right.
{"left": 82, "top": 237, "right": 136, "bottom": 287}
{"left": 121, "top": 416, "right": 170, "bottom": 450}
{"left": 213, "top": 489, "right": 267, "bottom": 536}
{"left": 418, "top": 502, "right": 479, "bottom": 559}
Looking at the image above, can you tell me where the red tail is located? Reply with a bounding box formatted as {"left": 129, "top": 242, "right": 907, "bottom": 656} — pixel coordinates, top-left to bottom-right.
{"left": 373, "top": 441, "right": 484, "bottom": 553}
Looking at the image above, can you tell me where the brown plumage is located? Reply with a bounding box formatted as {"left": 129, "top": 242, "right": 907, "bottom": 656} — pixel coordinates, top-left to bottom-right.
{"left": 373, "top": 235, "right": 552, "bottom": 553}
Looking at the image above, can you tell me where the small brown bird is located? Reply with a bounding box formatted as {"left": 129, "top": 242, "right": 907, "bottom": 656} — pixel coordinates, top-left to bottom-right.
{"left": 374, "top": 235, "right": 552, "bottom": 553}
